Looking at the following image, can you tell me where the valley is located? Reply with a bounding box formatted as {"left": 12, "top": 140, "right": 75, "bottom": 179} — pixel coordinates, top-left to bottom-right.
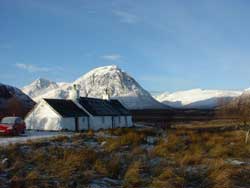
{"left": 0, "top": 65, "right": 250, "bottom": 188}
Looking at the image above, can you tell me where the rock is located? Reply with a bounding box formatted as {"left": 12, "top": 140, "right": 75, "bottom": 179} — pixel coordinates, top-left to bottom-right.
{"left": 146, "top": 136, "right": 158, "bottom": 144}
{"left": 228, "top": 159, "right": 246, "bottom": 166}
{"left": 100, "top": 141, "right": 107, "bottom": 147}
{"left": 88, "top": 177, "right": 122, "bottom": 188}
{"left": 1, "top": 158, "right": 10, "bottom": 169}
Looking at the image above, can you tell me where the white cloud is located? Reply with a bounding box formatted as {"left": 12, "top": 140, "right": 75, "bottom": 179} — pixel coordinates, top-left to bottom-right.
{"left": 15, "top": 63, "right": 51, "bottom": 73}
{"left": 113, "top": 10, "right": 139, "bottom": 24}
{"left": 101, "top": 54, "right": 122, "bottom": 61}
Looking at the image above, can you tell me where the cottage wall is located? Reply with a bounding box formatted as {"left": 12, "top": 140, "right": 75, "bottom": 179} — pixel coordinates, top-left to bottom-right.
{"left": 113, "top": 116, "right": 133, "bottom": 128}
{"left": 25, "top": 101, "right": 62, "bottom": 130}
{"left": 60, "top": 118, "right": 75, "bottom": 131}
{"left": 79, "top": 117, "right": 89, "bottom": 130}
{"left": 89, "top": 116, "right": 113, "bottom": 130}
{"left": 126, "top": 116, "right": 133, "bottom": 127}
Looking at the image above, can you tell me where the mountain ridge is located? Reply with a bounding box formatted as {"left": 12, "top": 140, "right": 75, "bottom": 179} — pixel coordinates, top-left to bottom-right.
{"left": 155, "top": 88, "right": 242, "bottom": 109}
{"left": 0, "top": 83, "right": 35, "bottom": 117}
{"left": 22, "top": 65, "right": 167, "bottom": 109}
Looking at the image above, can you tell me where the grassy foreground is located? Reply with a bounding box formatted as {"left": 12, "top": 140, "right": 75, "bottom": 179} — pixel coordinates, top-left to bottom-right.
{"left": 1, "top": 126, "right": 250, "bottom": 188}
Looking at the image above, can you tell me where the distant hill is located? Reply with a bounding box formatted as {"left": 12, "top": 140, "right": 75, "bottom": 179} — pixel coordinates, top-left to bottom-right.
{"left": 0, "top": 83, "right": 35, "bottom": 118}
{"left": 155, "top": 89, "right": 242, "bottom": 109}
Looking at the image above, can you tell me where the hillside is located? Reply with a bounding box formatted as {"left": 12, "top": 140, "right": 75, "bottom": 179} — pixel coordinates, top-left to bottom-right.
{"left": 0, "top": 83, "right": 35, "bottom": 118}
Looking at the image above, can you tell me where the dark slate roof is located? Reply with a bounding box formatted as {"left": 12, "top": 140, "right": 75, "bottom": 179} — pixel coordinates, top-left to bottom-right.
{"left": 44, "top": 99, "right": 89, "bottom": 117}
{"left": 78, "top": 97, "right": 124, "bottom": 116}
{"left": 109, "top": 100, "right": 131, "bottom": 115}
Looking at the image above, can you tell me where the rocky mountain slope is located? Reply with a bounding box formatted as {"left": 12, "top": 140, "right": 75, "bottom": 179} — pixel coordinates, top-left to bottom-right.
{"left": 23, "top": 65, "right": 166, "bottom": 109}
{"left": 22, "top": 78, "right": 61, "bottom": 98}
{"left": 155, "top": 89, "right": 242, "bottom": 109}
{"left": 226, "top": 88, "right": 250, "bottom": 107}
{"left": 0, "top": 83, "right": 35, "bottom": 118}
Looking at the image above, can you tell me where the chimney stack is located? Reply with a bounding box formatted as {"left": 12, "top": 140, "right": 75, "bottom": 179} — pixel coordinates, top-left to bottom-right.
{"left": 103, "top": 88, "right": 110, "bottom": 100}
{"left": 70, "top": 84, "right": 80, "bottom": 101}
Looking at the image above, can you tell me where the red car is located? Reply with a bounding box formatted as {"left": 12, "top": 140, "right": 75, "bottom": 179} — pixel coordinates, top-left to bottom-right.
{"left": 0, "top": 117, "right": 26, "bottom": 136}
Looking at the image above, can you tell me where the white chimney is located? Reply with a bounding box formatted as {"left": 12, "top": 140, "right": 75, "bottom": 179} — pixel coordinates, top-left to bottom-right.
{"left": 103, "top": 88, "right": 110, "bottom": 100}
{"left": 70, "top": 84, "right": 80, "bottom": 101}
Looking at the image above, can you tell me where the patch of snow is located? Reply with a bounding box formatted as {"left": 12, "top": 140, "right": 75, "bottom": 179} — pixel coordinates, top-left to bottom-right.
{"left": 227, "top": 159, "right": 248, "bottom": 166}
{"left": 0, "top": 130, "right": 72, "bottom": 146}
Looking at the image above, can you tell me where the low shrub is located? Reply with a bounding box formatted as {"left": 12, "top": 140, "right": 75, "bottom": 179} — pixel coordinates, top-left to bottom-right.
{"left": 152, "top": 133, "right": 186, "bottom": 158}
{"left": 87, "top": 129, "right": 95, "bottom": 137}
{"left": 93, "top": 159, "right": 108, "bottom": 176}
{"left": 106, "top": 155, "right": 122, "bottom": 178}
{"left": 124, "top": 161, "right": 144, "bottom": 188}
{"left": 150, "top": 168, "right": 185, "bottom": 188}
{"left": 105, "top": 131, "right": 146, "bottom": 152}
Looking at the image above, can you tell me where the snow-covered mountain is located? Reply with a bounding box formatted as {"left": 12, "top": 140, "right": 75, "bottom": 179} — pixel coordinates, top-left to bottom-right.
{"left": 240, "top": 88, "right": 250, "bottom": 97}
{"left": 228, "top": 88, "right": 250, "bottom": 105}
{"left": 23, "top": 65, "right": 166, "bottom": 109}
{"left": 22, "top": 78, "right": 60, "bottom": 98}
{"left": 155, "top": 89, "right": 242, "bottom": 109}
{"left": 0, "top": 83, "right": 35, "bottom": 117}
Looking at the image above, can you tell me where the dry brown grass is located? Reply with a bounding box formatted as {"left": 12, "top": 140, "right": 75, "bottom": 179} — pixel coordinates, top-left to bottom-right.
{"left": 25, "top": 170, "right": 40, "bottom": 181}
{"left": 152, "top": 132, "right": 186, "bottom": 158}
{"left": 124, "top": 160, "right": 144, "bottom": 188}
{"left": 179, "top": 152, "right": 203, "bottom": 166}
{"left": 94, "top": 159, "right": 108, "bottom": 176}
{"left": 106, "top": 155, "right": 122, "bottom": 178}
{"left": 87, "top": 129, "right": 95, "bottom": 137}
{"left": 51, "top": 135, "right": 69, "bottom": 142}
{"left": 150, "top": 168, "right": 185, "bottom": 188}
{"left": 206, "top": 159, "right": 234, "bottom": 188}
{"left": 1, "top": 126, "right": 250, "bottom": 187}
{"left": 104, "top": 131, "right": 146, "bottom": 152}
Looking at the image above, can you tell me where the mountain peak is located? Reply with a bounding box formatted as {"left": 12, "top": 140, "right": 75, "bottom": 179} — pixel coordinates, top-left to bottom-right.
{"left": 87, "top": 65, "right": 121, "bottom": 74}
{"left": 35, "top": 77, "right": 52, "bottom": 82}
{"left": 23, "top": 65, "right": 166, "bottom": 109}
{"left": 102, "top": 64, "right": 119, "bottom": 69}
{"left": 22, "top": 78, "right": 59, "bottom": 98}
{"left": 32, "top": 78, "right": 56, "bottom": 87}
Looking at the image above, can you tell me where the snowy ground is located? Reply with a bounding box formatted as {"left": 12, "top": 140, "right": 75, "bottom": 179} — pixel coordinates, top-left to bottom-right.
{"left": 0, "top": 130, "right": 73, "bottom": 146}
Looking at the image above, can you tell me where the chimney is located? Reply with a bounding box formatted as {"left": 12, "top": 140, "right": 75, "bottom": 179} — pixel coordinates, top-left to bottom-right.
{"left": 103, "top": 88, "right": 110, "bottom": 100}
{"left": 70, "top": 84, "right": 80, "bottom": 101}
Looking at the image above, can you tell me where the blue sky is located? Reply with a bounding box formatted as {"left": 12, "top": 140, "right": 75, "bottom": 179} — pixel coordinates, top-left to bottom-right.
{"left": 1, "top": 0, "right": 250, "bottom": 93}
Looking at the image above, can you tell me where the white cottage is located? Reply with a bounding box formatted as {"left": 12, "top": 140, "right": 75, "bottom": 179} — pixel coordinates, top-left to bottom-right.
{"left": 25, "top": 96, "right": 133, "bottom": 131}
{"left": 25, "top": 99, "right": 89, "bottom": 131}
{"left": 76, "top": 97, "right": 133, "bottom": 130}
